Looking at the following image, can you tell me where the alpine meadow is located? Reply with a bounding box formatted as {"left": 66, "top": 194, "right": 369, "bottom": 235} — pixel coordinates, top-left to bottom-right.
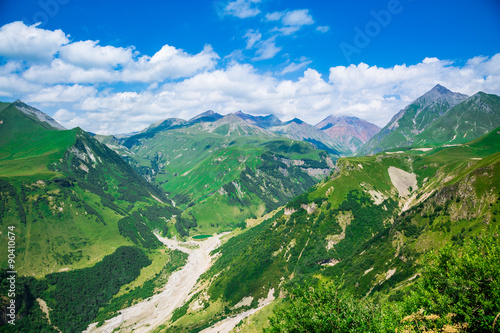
{"left": 1, "top": 1, "right": 500, "bottom": 332}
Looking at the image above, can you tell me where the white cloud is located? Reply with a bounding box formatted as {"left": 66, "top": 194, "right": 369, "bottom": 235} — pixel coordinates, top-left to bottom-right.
{"left": 244, "top": 29, "right": 262, "bottom": 49}
{"left": 53, "top": 108, "right": 90, "bottom": 131}
{"left": 271, "top": 26, "right": 301, "bottom": 36}
{"left": 265, "top": 12, "right": 283, "bottom": 21}
{"left": 121, "top": 44, "right": 219, "bottom": 82}
{"left": 0, "top": 21, "right": 68, "bottom": 63}
{"left": 281, "top": 9, "right": 314, "bottom": 27}
{"left": 265, "top": 9, "right": 315, "bottom": 36}
{"left": 0, "top": 22, "right": 220, "bottom": 85}
{"left": 252, "top": 38, "right": 281, "bottom": 61}
{"left": 1, "top": 23, "right": 499, "bottom": 136}
{"left": 54, "top": 108, "right": 75, "bottom": 122}
{"left": 59, "top": 40, "right": 134, "bottom": 69}
{"left": 23, "top": 59, "right": 118, "bottom": 84}
{"left": 223, "top": 0, "right": 261, "bottom": 18}
{"left": 69, "top": 55, "right": 500, "bottom": 134}
{"left": 26, "top": 84, "right": 97, "bottom": 103}
{"left": 0, "top": 72, "right": 42, "bottom": 97}
{"left": 23, "top": 43, "right": 219, "bottom": 84}
{"left": 316, "top": 26, "right": 330, "bottom": 33}
{"left": 280, "top": 59, "right": 313, "bottom": 75}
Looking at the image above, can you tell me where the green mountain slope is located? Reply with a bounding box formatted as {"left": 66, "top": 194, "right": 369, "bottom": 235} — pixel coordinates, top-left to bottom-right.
{"left": 164, "top": 127, "right": 500, "bottom": 332}
{"left": 0, "top": 101, "right": 181, "bottom": 277}
{"left": 113, "top": 114, "right": 335, "bottom": 234}
{"left": 413, "top": 92, "right": 500, "bottom": 146}
{"left": 358, "top": 84, "right": 468, "bottom": 155}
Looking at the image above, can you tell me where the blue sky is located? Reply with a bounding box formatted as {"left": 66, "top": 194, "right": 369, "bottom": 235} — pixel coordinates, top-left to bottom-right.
{"left": 0, "top": 0, "right": 499, "bottom": 134}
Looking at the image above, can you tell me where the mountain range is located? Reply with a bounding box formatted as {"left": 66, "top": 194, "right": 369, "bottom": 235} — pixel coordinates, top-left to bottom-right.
{"left": 1, "top": 83, "right": 500, "bottom": 332}
{"left": 358, "top": 84, "right": 500, "bottom": 155}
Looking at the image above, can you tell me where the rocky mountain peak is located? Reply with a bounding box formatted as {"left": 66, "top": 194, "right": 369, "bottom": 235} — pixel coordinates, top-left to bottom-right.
{"left": 12, "top": 100, "right": 66, "bottom": 130}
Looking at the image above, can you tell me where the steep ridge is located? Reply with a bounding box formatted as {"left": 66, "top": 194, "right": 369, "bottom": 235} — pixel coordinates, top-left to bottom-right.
{"left": 358, "top": 84, "right": 468, "bottom": 155}
{"left": 413, "top": 92, "right": 500, "bottom": 146}
{"left": 0, "top": 101, "right": 181, "bottom": 275}
{"left": 0, "top": 101, "right": 185, "bottom": 331}
{"left": 163, "top": 127, "right": 500, "bottom": 332}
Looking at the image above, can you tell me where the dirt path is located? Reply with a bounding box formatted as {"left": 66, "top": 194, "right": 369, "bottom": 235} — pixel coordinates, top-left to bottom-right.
{"left": 84, "top": 234, "right": 225, "bottom": 333}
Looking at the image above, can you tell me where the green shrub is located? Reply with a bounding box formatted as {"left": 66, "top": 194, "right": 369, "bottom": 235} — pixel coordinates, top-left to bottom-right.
{"left": 401, "top": 233, "right": 500, "bottom": 332}
{"left": 266, "top": 282, "right": 383, "bottom": 333}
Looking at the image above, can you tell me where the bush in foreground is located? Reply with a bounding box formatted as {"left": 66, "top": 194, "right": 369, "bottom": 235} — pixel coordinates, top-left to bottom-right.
{"left": 266, "top": 233, "right": 500, "bottom": 333}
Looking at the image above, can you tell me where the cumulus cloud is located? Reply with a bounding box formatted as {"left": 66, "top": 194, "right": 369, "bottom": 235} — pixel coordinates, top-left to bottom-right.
{"left": 23, "top": 59, "right": 118, "bottom": 84}
{"left": 26, "top": 84, "right": 97, "bottom": 103}
{"left": 0, "top": 22, "right": 219, "bottom": 85}
{"left": 0, "top": 21, "right": 68, "bottom": 63}
{"left": 71, "top": 55, "right": 500, "bottom": 134}
{"left": 1, "top": 22, "right": 499, "bottom": 136}
{"left": 121, "top": 44, "right": 219, "bottom": 82}
{"left": 59, "top": 40, "right": 134, "bottom": 69}
{"left": 223, "top": 0, "right": 261, "bottom": 18}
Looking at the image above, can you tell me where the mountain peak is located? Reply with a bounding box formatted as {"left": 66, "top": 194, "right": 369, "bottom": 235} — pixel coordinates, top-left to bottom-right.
{"left": 189, "top": 110, "right": 223, "bottom": 124}
{"left": 420, "top": 84, "right": 468, "bottom": 102}
{"left": 315, "top": 115, "right": 381, "bottom": 153}
{"left": 233, "top": 111, "right": 282, "bottom": 129}
{"left": 198, "top": 113, "right": 274, "bottom": 137}
{"left": 358, "top": 86, "right": 471, "bottom": 155}
{"left": 430, "top": 84, "right": 451, "bottom": 94}
{"left": 12, "top": 100, "right": 66, "bottom": 130}
{"left": 286, "top": 118, "right": 304, "bottom": 125}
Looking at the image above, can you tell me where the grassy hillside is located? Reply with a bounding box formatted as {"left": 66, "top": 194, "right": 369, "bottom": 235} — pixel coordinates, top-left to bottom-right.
{"left": 0, "top": 101, "right": 180, "bottom": 274}
{"left": 414, "top": 92, "right": 500, "bottom": 146}
{"left": 110, "top": 116, "right": 335, "bottom": 234}
{"left": 0, "top": 101, "right": 188, "bottom": 331}
{"left": 358, "top": 84, "right": 467, "bottom": 156}
{"left": 163, "top": 127, "right": 500, "bottom": 332}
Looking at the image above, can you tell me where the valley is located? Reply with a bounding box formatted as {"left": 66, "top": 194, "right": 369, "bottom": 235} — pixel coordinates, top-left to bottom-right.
{"left": 1, "top": 84, "right": 500, "bottom": 332}
{"left": 86, "top": 233, "right": 225, "bottom": 333}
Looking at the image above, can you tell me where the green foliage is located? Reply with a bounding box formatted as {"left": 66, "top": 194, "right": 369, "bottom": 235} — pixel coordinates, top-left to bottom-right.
{"left": 175, "top": 216, "right": 198, "bottom": 237}
{"left": 41, "top": 246, "right": 151, "bottom": 333}
{"left": 401, "top": 233, "right": 500, "bottom": 333}
{"left": 0, "top": 247, "right": 150, "bottom": 333}
{"left": 118, "top": 212, "right": 162, "bottom": 248}
{"left": 265, "top": 282, "right": 383, "bottom": 333}
{"left": 94, "top": 250, "right": 188, "bottom": 324}
{"left": 0, "top": 272, "right": 56, "bottom": 332}
{"left": 267, "top": 234, "right": 500, "bottom": 333}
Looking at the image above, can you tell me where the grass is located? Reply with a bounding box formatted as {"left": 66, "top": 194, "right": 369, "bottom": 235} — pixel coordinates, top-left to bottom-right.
{"left": 233, "top": 299, "right": 282, "bottom": 333}
{"left": 114, "top": 248, "right": 173, "bottom": 297}
{"left": 0, "top": 182, "right": 134, "bottom": 277}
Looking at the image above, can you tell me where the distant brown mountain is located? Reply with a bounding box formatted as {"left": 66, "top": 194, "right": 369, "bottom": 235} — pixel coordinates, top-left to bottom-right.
{"left": 315, "top": 115, "right": 381, "bottom": 153}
